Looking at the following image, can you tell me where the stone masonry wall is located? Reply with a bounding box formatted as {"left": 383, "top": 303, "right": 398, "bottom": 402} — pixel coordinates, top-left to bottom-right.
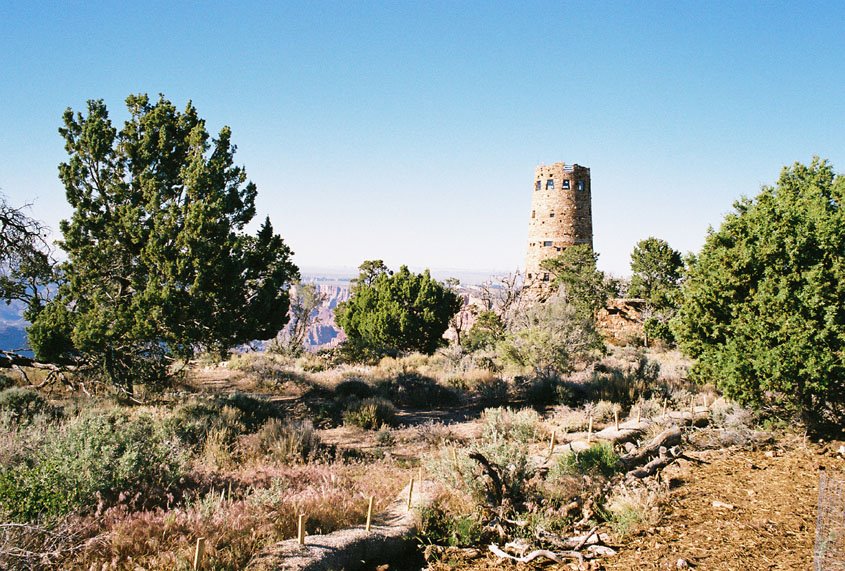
{"left": 525, "top": 162, "right": 593, "bottom": 285}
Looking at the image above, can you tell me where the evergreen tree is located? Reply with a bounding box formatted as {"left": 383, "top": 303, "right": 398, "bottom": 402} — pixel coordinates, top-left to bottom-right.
{"left": 629, "top": 237, "right": 684, "bottom": 345}
{"left": 673, "top": 158, "right": 845, "bottom": 426}
{"left": 28, "top": 95, "right": 298, "bottom": 392}
{"left": 540, "top": 244, "right": 614, "bottom": 320}
{"left": 335, "top": 261, "right": 461, "bottom": 356}
{"left": 629, "top": 237, "right": 683, "bottom": 308}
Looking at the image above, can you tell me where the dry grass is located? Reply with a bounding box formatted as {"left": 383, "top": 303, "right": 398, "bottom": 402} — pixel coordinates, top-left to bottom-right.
{"left": 548, "top": 405, "right": 591, "bottom": 433}
{"left": 63, "top": 462, "right": 407, "bottom": 570}
{"left": 604, "top": 481, "right": 663, "bottom": 538}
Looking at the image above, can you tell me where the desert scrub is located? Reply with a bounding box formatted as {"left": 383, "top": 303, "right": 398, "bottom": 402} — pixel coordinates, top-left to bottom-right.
{"left": 342, "top": 397, "right": 397, "bottom": 429}
{"left": 548, "top": 405, "right": 591, "bottom": 432}
{"left": 241, "top": 418, "right": 321, "bottom": 464}
{"left": 0, "top": 409, "right": 185, "bottom": 521}
{"left": 480, "top": 406, "right": 543, "bottom": 444}
{"left": 165, "top": 393, "right": 284, "bottom": 449}
{"left": 227, "top": 352, "right": 304, "bottom": 387}
{"left": 601, "top": 483, "right": 661, "bottom": 537}
{"left": 425, "top": 438, "right": 534, "bottom": 509}
{"left": 165, "top": 399, "right": 245, "bottom": 449}
{"left": 425, "top": 408, "right": 540, "bottom": 509}
{"left": 472, "top": 376, "right": 509, "bottom": 405}
{"left": 0, "top": 372, "right": 16, "bottom": 391}
{"left": 374, "top": 372, "right": 456, "bottom": 408}
{"left": 333, "top": 377, "right": 374, "bottom": 400}
{"left": 550, "top": 441, "right": 621, "bottom": 479}
{"left": 375, "top": 425, "right": 395, "bottom": 446}
{"left": 0, "top": 387, "right": 60, "bottom": 425}
{"left": 418, "top": 499, "right": 484, "bottom": 547}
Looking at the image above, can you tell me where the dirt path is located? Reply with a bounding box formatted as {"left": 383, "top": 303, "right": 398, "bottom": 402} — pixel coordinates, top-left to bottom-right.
{"left": 606, "top": 439, "right": 833, "bottom": 570}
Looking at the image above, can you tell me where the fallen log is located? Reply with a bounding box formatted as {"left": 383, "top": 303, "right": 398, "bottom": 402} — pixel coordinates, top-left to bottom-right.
{"left": 593, "top": 419, "right": 653, "bottom": 444}
{"left": 619, "top": 426, "right": 682, "bottom": 471}
{"left": 489, "top": 543, "right": 584, "bottom": 564}
{"left": 626, "top": 446, "right": 680, "bottom": 479}
{"left": 535, "top": 527, "right": 610, "bottom": 550}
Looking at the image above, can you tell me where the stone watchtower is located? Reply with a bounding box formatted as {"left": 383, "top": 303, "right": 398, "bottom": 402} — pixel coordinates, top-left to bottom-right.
{"left": 525, "top": 162, "right": 593, "bottom": 285}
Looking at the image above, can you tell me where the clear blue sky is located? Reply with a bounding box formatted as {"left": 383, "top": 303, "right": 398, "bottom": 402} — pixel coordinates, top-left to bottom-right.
{"left": 2, "top": 1, "right": 843, "bottom": 277}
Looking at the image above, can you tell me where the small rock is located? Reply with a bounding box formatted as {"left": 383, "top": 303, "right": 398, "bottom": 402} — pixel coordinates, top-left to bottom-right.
{"left": 764, "top": 450, "right": 775, "bottom": 458}
{"left": 676, "top": 558, "right": 690, "bottom": 569}
{"left": 837, "top": 445, "right": 845, "bottom": 456}
{"left": 712, "top": 500, "right": 735, "bottom": 510}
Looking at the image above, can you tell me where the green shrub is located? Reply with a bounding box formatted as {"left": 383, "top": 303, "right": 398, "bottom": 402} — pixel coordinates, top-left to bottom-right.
{"left": 474, "top": 376, "right": 509, "bottom": 405}
{"left": 0, "top": 410, "right": 185, "bottom": 521}
{"left": 0, "top": 387, "right": 57, "bottom": 425}
{"left": 375, "top": 373, "right": 456, "bottom": 409}
{"left": 0, "top": 373, "right": 15, "bottom": 391}
{"left": 514, "top": 375, "right": 561, "bottom": 406}
{"left": 600, "top": 485, "right": 661, "bottom": 537}
{"left": 342, "top": 398, "right": 397, "bottom": 430}
{"left": 550, "top": 442, "right": 620, "bottom": 479}
{"left": 165, "top": 400, "right": 242, "bottom": 449}
{"left": 219, "top": 392, "right": 283, "bottom": 432}
{"left": 334, "top": 378, "right": 373, "bottom": 400}
{"left": 644, "top": 317, "right": 674, "bottom": 345}
{"left": 375, "top": 425, "right": 395, "bottom": 446}
{"left": 418, "top": 502, "right": 484, "bottom": 547}
{"left": 166, "top": 393, "right": 283, "bottom": 449}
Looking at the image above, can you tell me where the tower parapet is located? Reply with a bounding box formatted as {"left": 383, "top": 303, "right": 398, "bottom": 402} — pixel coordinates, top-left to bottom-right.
{"left": 525, "top": 162, "right": 593, "bottom": 286}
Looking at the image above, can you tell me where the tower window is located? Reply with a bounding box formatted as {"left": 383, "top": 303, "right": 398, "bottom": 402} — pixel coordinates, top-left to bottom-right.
{"left": 535, "top": 180, "right": 541, "bottom": 191}
{"left": 546, "top": 179, "right": 554, "bottom": 189}
{"left": 577, "top": 180, "right": 585, "bottom": 191}
{"left": 543, "top": 240, "right": 553, "bottom": 247}
{"left": 562, "top": 180, "right": 570, "bottom": 189}
{"left": 549, "top": 212, "right": 555, "bottom": 218}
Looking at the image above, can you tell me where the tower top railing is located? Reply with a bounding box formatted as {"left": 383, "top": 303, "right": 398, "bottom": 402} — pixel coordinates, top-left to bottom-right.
{"left": 536, "top": 163, "right": 586, "bottom": 173}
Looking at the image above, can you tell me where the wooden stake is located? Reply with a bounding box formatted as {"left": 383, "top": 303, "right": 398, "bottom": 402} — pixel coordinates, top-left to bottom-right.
{"left": 662, "top": 400, "right": 667, "bottom": 420}
{"left": 297, "top": 514, "right": 305, "bottom": 545}
{"left": 703, "top": 394, "right": 708, "bottom": 408}
{"left": 587, "top": 415, "right": 593, "bottom": 442}
{"left": 451, "top": 447, "right": 458, "bottom": 465}
{"left": 193, "top": 537, "right": 205, "bottom": 570}
{"left": 365, "top": 496, "right": 374, "bottom": 532}
{"left": 614, "top": 408, "right": 619, "bottom": 431}
{"left": 418, "top": 466, "right": 423, "bottom": 484}
{"left": 636, "top": 405, "right": 641, "bottom": 423}
{"left": 548, "top": 430, "right": 556, "bottom": 453}
{"left": 407, "top": 477, "right": 415, "bottom": 510}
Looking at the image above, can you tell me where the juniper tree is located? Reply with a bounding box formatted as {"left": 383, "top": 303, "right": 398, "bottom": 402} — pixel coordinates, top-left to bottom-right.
{"left": 673, "top": 158, "right": 845, "bottom": 426}
{"left": 335, "top": 261, "right": 461, "bottom": 357}
{"left": 28, "top": 95, "right": 298, "bottom": 393}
